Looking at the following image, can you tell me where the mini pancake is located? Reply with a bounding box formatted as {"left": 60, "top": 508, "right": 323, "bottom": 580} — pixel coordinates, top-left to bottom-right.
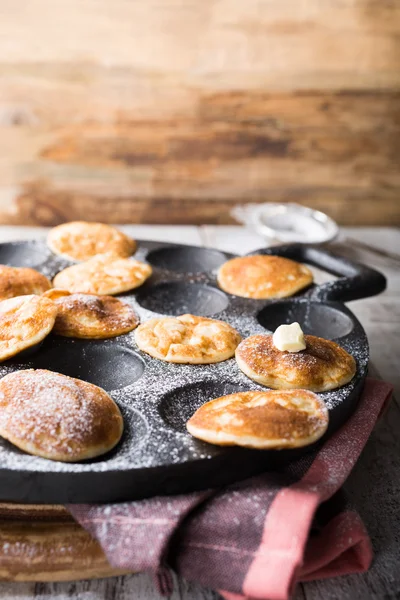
{"left": 235, "top": 334, "right": 356, "bottom": 392}
{"left": 52, "top": 253, "right": 152, "bottom": 295}
{"left": 135, "top": 314, "right": 241, "bottom": 364}
{"left": 187, "top": 390, "right": 328, "bottom": 449}
{"left": 0, "top": 295, "right": 57, "bottom": 362}
{"left": 217, "top": 255, "right": 313, "bottom": 299}
{"left": 47, "top": 221, "right": 136, "bottom": 262}
{"left": 44, "top": 289, "right": 140, "bottom": 339}
{"left": 0, "top": 265, "right": 51, "bottom": 301}
{"left": 0, "top": 369, "right": 123, "bottom": 462}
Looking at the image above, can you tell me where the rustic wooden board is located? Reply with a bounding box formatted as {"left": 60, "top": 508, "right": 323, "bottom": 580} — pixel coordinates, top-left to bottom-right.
{"left": 0, "top": 504, "right": 128, "bottom": 582}
{"left": 0, "top": 0, "right": 399, "bottom": 226}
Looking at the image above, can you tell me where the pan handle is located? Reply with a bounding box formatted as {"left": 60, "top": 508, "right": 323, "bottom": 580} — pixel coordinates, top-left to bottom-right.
{"left": 248, "top": 244, "right": 387, "bottom": 303}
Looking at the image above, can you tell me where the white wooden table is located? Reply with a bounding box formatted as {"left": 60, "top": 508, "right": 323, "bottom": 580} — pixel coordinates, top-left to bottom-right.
{"left": 0, "top": 225, "right": 398, "bottom": 600}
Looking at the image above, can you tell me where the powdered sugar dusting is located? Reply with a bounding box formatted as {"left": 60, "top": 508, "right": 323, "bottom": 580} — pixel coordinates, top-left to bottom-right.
{"left": 0, "top": 239, "right": 368, "bottom": 494}
{"left": 0, "top": 369, "right": 122, "bottom": 459}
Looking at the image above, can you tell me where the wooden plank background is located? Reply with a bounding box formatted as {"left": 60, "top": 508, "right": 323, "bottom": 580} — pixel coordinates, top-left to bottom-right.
{"left": 0, "top": 0, "right": 399, "bottom": 226}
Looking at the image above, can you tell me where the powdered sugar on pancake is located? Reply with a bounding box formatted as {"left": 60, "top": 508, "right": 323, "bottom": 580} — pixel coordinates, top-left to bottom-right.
{"left": 0, "top": 370, "right": 123, "bottom": 461}
{"left": 53, "top": 254, "right": 152, "bottom": 295}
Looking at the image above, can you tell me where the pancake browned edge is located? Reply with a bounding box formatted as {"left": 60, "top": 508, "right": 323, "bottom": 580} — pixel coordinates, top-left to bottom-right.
{"left": 47, "top": 221, "right": 136, "bottom": 262}
{"left": 187, "top": 390, "right": 329, "bottom": 449}
{"left": 217, "top": 255, "right": 313, "bottom": 299}
{"left": 44, "top": 289, "right": 140, "bottom": 339}
{"left": 235, "top": 334, "right": 356, "bottom": 392}
{"left": 0, "top": 370, "right": 124, "bottom": 462}
{"left": 0, "top": 295, "right": 57, "bottom": 362}
{"left": 0, "top": 265, "right": 51, "bottom": 301}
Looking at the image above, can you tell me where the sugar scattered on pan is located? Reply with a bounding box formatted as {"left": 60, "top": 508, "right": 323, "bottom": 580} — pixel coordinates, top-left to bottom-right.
{"left": 0, "top": 240, "right": 368, "bottom": 499}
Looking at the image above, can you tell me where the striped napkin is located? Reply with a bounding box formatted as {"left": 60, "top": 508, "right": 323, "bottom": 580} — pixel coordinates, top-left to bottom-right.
{"left": 69, "top": 378, "right": 392, "bottom": 600}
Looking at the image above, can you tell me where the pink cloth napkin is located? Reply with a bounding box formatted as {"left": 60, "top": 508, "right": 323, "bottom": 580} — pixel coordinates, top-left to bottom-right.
{"left": 69, "top": 378, "right": 393, "bottom": 600}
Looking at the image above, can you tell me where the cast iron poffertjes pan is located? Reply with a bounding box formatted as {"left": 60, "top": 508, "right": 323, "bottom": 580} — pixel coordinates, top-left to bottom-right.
{"left": 0, "top": 239, "right": 386, "bottom": 503}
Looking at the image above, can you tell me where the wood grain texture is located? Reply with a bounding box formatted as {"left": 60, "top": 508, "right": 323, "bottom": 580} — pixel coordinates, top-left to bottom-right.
{"left": 0, "top": 521, "right": 128, "bottom": 583}
{"left": 32, "top": 573, "right": 222, "bottom": 600}
{"left": 0, "top": 0, "right": 399, "bottom": 225}
{"left": 0, "top": 504, "right": 128, "bottom": 582}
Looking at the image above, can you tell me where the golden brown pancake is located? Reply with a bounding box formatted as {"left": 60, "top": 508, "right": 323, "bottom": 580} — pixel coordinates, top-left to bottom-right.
{"left": 217, "top": 255, "right": 313, "bottom": 299}
{"left": 43, "top": 289, "right": 140, "bottom": 339}
{"left": 135, "top": 314, "right": 241, "bottom": 363}
{"left": 52, "top": 253, "right": 152, "bottom": 295}
{"left": 47, "top": 221, "right": 136, "bottom": 262}
{"left": 0, "top": 370, "right": 123, "bottom": 462}
{"left": 0, "top": 265, "right": 51, "bottom": 301}
{"left": 235, "top": 334, "right": 356, "bottom": 392}
{"left": 0, "top": 295, "right": 57, "bottom": 362}
{"left": 187, "top": 390, "right": 328, "bottom": 449}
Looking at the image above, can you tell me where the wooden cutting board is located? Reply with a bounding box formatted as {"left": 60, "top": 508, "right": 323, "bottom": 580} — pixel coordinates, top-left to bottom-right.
{"left": 0, "top": 504, "right": 128, "bottom": 581}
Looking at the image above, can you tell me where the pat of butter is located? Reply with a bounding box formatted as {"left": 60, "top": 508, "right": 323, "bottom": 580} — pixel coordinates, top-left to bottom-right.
{"left": 272, "top": 322, "right": 306, "bottom": 352}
